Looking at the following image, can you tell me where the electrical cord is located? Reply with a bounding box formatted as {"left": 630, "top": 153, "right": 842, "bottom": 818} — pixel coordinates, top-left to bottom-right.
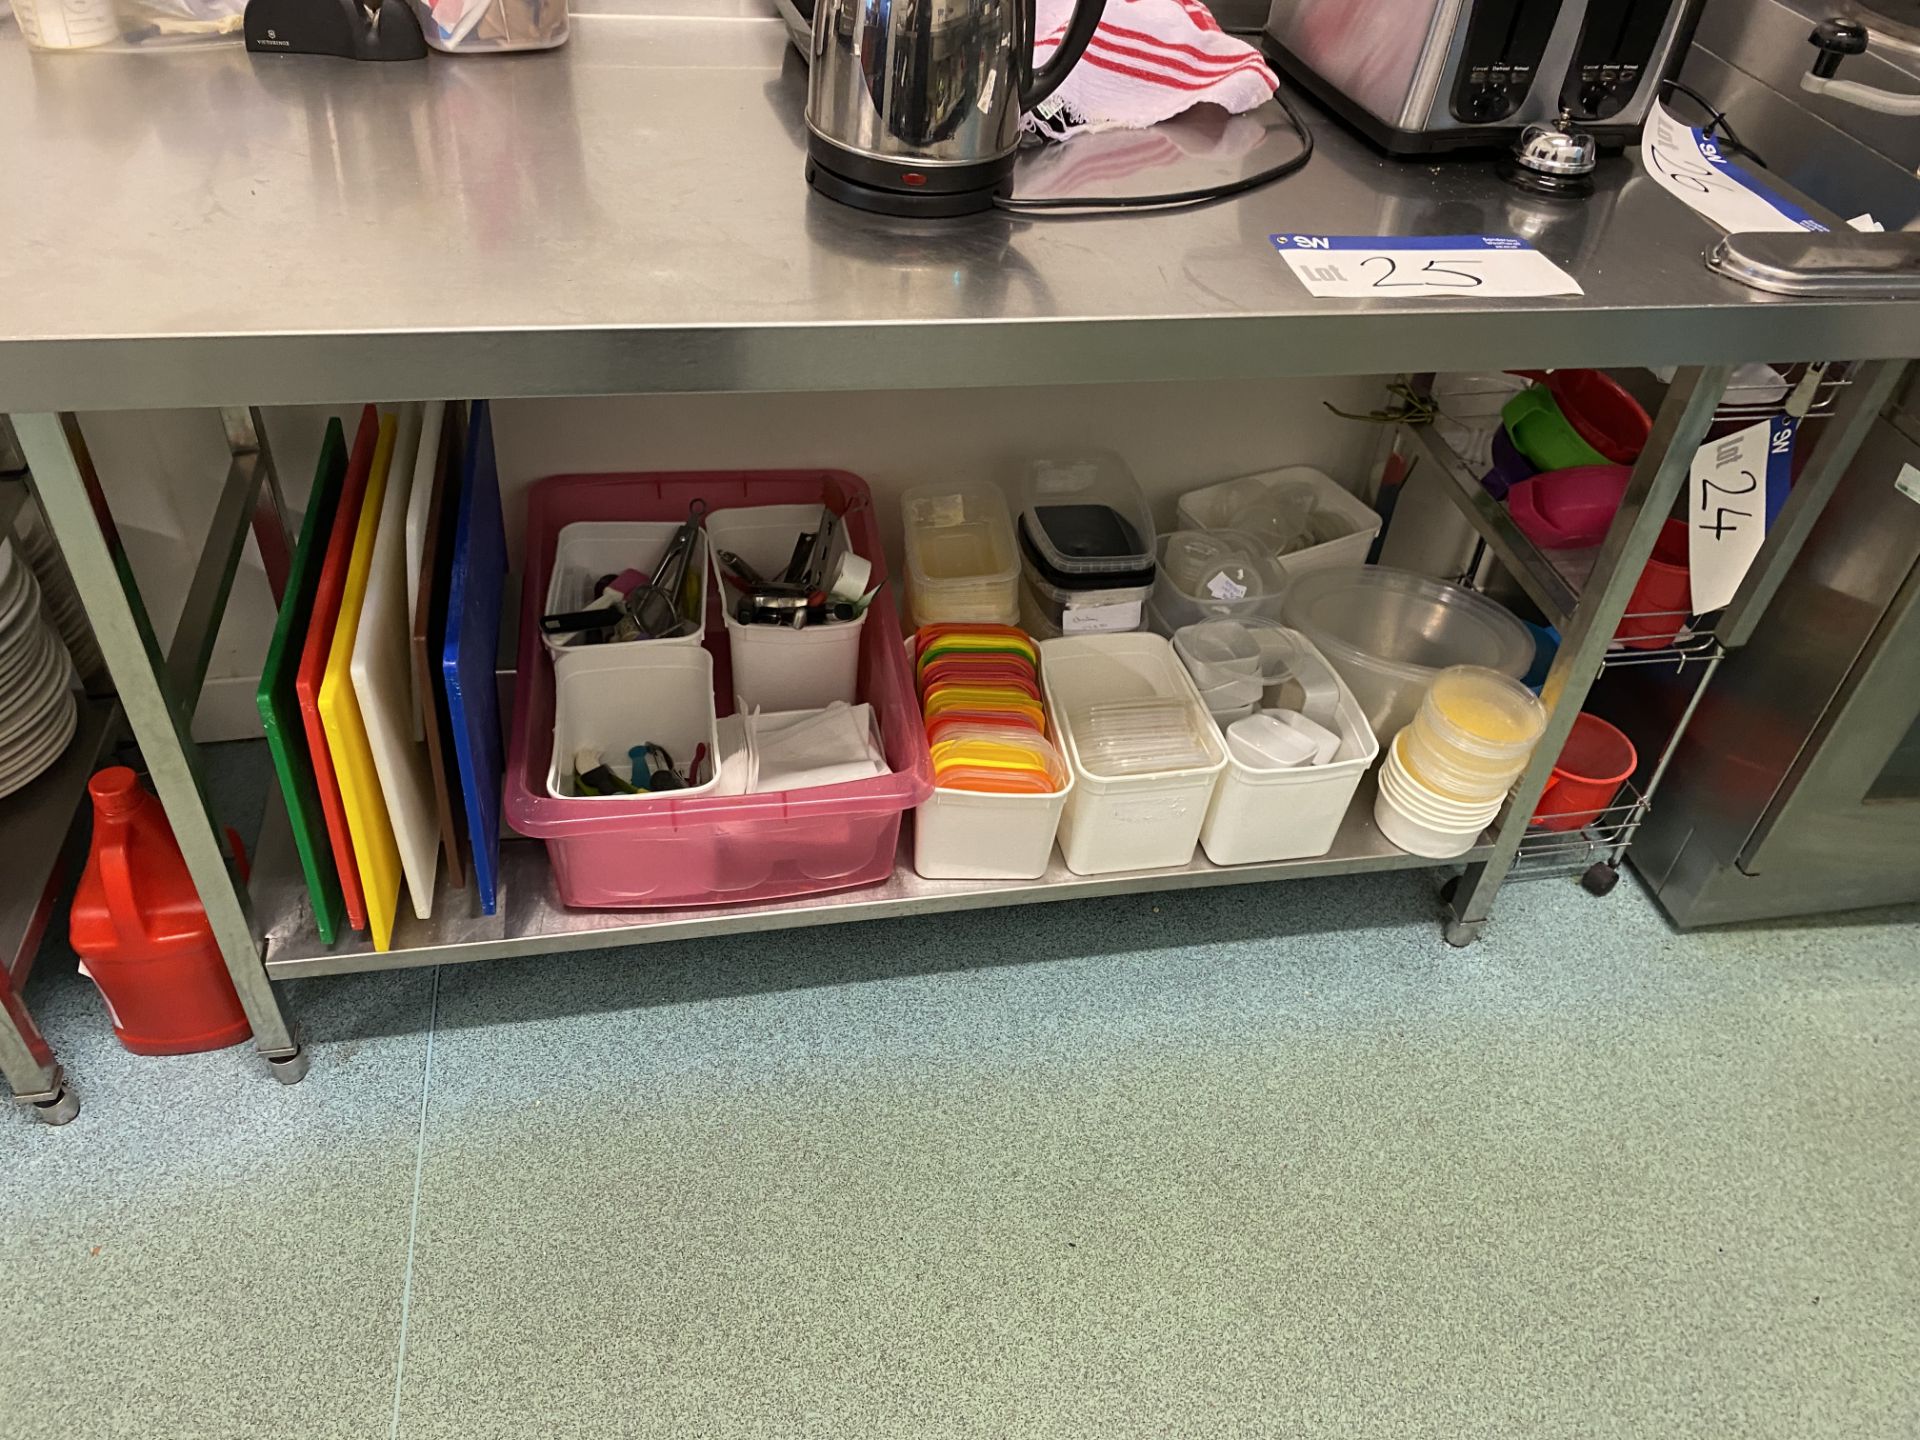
{"left": 993, "top": 87, "right": 1315, "bottom": 216}
{"left": 1657, "top": 78, "right": 1770, "bottom": 171}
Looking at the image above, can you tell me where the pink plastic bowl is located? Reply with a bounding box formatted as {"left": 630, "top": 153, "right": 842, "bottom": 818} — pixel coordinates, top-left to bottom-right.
{"left": 1505, "top": 465, "right": 1633, "bottom": 550}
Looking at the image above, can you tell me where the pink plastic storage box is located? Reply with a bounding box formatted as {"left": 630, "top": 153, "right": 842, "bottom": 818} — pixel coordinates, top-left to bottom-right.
{"left": 506, "top": 471, "right": 933, "bottom": 909}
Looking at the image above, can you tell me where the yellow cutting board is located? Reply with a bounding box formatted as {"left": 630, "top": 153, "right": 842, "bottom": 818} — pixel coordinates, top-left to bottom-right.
{"left": 318, "top": 414, "right": 403, "bottom": 952}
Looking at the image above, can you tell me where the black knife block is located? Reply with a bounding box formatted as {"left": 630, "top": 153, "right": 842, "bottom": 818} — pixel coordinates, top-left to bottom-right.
{"left": 245, "top": 0, "right": 428, "bottom": 60}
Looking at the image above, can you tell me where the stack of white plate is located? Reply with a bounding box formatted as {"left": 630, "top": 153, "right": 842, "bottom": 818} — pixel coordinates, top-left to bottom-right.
{"left": 0, "top": 538, "right": 79, "bottom": 800}
{"left": 16, "top": 506, "right": 103, "bottom": 683}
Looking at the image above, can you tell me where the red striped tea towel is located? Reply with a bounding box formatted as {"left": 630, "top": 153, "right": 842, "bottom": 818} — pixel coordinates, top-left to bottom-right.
{"left": 1026, "top": 0, "right": 1279, "bottom": 140}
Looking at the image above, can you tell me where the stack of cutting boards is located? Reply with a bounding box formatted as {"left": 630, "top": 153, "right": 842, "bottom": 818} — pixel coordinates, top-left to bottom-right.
{"left": 257, "top": 401, "right": 507, "bottom": 951}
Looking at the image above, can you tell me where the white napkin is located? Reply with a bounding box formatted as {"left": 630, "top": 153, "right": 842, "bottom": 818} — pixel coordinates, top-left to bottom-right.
{"left": 1026, "top": 0, "right": 1279, "bottom": 141}
{"left": 713, "top": 704, "right": 889, "bottom": 796}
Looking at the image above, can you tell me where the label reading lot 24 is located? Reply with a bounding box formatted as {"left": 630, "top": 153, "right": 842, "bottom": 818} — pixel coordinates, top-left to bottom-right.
{"left": 1269, "top": 235, "right": 1584, "bottom": 299}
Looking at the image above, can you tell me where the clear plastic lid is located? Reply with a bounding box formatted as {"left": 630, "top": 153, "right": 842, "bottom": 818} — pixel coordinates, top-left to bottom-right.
{"left": 1280, "top": 567, "right": 1534, "bottom": 685}
{"left": 1016, "top": 454, "right": 1157, "bottom": 579}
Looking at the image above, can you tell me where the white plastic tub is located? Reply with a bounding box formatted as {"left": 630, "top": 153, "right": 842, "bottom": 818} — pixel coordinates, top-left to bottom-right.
{"left": 541, "top": 520, "right": 708, "bottom": 661}
{"left": 1198, "top": 634, "right": 1380, "bottom": 866}
{"left": 1174, "top": 467, "right": 1382, "bottom": 579}
{"left": 913, "top": 777, "right": 1072, "bottom": 880}
{"left": 547, "top": 646, "right": 721, "bottom": 802}
{"left": 1039, "top": 633, "right": 1226, "bottom": 876}
{"left": 707, "top": 503, "right": 868, "bottom": 712}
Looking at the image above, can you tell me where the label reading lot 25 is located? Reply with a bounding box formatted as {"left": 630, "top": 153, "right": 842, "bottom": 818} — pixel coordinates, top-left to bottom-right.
{"left": 1269, "top": 235, "right": 1584, "bottom": 299}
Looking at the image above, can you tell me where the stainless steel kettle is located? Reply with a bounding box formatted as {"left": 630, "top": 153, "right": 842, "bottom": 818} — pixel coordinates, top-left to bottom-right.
{"left": 805, "top": 0, "right": 1109, "bottom": 215}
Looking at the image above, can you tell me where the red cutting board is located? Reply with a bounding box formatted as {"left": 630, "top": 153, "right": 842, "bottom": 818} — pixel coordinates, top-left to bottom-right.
{"left": 296, "top": 406, "right": 379, "bottom": 932}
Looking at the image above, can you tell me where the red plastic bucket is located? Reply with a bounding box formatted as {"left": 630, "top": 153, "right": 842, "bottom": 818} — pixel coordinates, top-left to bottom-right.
{"left": 1616, "top": 519, "right": 1691, "bottom": 650}
{"left": 1531, "top": 713, "right": 1637, "bottom": 832}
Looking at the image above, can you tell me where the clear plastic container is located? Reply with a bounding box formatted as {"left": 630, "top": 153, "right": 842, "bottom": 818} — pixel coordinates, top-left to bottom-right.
{"left": 1174, "top": 468, "right": 1384, "bottom": 579}
{"left": 1150, "top": 530, "right": 1288, "bottom": 633}
{"left": 13, "top": 0, "right": 120, "bottom": 47}
{"left": 411, "top": 0, "right": 568, "bottom": 51}
{"left": 506, "top": 469, "right": 932, "bottom": 910}
{"left": 1397, "top": 665, "right": 1547, "bottom": 803}
{"left": 1015, "top": 454, "right": 1157, "bottom": 635}
{"left": 1280, "top": 567, "right": 1534, "bottom": 742}
{"left": 901, "top": 480, "right": 1020, "bottom": 628}
{"left": 1172, "top": 619, "right": 1341, "bottom": 726}
{"left": 1017, "top": 553, "right": 1152, "bottom": 636}
{"left": 1017, "top": 454, "right": 1156, "bottom": 579}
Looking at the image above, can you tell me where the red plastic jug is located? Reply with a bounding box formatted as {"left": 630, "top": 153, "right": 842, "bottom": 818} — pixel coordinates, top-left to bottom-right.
{"left": 68, "top": 767, "right": 252, "bottom": 1056}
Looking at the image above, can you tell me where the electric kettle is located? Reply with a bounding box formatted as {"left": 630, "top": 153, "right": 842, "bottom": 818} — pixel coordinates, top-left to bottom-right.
{"left": 805, "top": 0, "right": 1109, "bottom": 216}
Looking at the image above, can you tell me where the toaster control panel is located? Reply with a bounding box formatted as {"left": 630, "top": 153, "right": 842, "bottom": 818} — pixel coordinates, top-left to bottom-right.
{"left": 1451, "top": 0, "right": 1567, "bottom": 125}
{"left": 1563, "top": 0, "right": 1675, "bottom": 120}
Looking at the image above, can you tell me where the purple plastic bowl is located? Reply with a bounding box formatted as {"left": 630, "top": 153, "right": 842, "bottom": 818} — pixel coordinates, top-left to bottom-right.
{"left": 1506, "top": 465, "right": 1633, "bottom": 549}
{"left": 1479, "top": 428, "right": 1538, "bottom": 502}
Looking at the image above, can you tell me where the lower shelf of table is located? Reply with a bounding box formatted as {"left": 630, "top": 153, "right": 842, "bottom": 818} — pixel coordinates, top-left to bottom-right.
{"left": 256, "top": 778, "right": 1491, "bottom": 980}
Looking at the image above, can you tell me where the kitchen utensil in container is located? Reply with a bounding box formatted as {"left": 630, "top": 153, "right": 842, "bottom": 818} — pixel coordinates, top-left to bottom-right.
{"left": 1280, "top": 567, "right": 1534, "bottom": 741}
{"left": 707, "top": 500, "right": 870, "bottom": 711}
{"left": 508, "top": 469, "right": 931, "bottom": 909}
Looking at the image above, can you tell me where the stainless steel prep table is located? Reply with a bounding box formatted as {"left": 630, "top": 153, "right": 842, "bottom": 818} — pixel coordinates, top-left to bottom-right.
{"left": 1, "top": 1, "right": 1913, "bottom": 1107}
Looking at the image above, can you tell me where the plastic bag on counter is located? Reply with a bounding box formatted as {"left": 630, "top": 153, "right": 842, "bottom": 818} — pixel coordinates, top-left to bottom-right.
{"left": 12, "top": 0, "right": 243, "bottom": 48}
{"left": 411, "top": 0, "right": 567, "bottom": 52}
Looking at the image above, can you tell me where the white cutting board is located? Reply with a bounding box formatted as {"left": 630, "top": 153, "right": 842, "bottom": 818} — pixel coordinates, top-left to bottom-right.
{"left": 404, "top": 400, "right": 447, "bottom": 740}
{"left": 351, "top": 403, "right": 441, "bottom": 920}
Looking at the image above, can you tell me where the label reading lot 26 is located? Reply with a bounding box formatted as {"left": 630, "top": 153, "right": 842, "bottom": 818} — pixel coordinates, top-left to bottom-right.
{"left": 1269, "top": 235, "right": 1584, "bottom": 299}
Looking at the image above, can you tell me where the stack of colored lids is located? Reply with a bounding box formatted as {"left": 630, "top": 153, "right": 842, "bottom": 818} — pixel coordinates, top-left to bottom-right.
{"left": 914, "top": 624, "right": 1068, "bottom": 795}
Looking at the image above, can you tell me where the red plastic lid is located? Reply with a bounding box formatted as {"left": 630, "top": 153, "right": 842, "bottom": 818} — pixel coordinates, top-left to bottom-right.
{"left": 89, "top": 766, "right": 145, "bottom": 819}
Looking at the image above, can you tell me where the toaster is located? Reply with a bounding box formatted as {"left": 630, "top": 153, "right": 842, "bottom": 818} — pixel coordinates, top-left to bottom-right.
{"left": 1264, "top": 0, "right": 1702, "bottom": 154}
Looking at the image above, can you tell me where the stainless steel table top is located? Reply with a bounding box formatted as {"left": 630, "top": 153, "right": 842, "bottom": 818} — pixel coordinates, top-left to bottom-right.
{"left": 1, "top": 1, "right": 1913, "bottom": 410}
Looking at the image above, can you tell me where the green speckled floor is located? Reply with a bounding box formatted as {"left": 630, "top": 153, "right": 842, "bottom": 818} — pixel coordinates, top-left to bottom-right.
{"left": 2, "top": 744, "right": 1916, "bottom": 1438}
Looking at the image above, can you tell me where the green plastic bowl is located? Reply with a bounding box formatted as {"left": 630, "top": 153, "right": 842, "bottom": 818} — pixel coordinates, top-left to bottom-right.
{"left": 1503, "top": 386, "right": 1609, "bottom": 471}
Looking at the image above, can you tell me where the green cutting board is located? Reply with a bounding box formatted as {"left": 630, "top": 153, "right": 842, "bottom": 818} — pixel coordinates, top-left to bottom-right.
{"left": 256, "top": 419, "right": 350, "bottom": 945}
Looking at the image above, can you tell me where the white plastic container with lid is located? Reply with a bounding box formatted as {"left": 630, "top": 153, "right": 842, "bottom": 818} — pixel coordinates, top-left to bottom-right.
{"left": 901, "top": 479, "right": 1020, "bottom": 628}
{"left": 1017, "top": 455, "right": 1157, "bottom": 636}
{"left": 707, "top": 503, "right": 868, "bottom": 712}
{"left": 1040, "top": 633, "right": 1226, "bottom": 875}
{"left": 1175, "top": 468, "right": 1383, "bottom": 580}
{"left": 1280, "top": 566, "right": 1534, "bottom": 743}
{"left": 1149, "top": 530, "right": 1289, "bottom": 634}
{"left": 547, "top": 646, "right": 721, "bottom": 802}
{"left": 1199, "top": 631, "right": 1380, "bottom": 866}
{"left": 542, "top": 521, "right": 709, "bottom": 662}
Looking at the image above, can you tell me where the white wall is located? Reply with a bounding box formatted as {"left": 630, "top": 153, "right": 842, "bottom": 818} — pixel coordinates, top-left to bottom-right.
{"left": 82, "top": 377, "right": 1392, "bottom": 741}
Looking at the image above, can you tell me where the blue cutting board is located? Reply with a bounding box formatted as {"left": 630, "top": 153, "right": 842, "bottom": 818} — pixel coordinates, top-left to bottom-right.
{"left": 441, "top": 400, "right": 508, "bottom": 915}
